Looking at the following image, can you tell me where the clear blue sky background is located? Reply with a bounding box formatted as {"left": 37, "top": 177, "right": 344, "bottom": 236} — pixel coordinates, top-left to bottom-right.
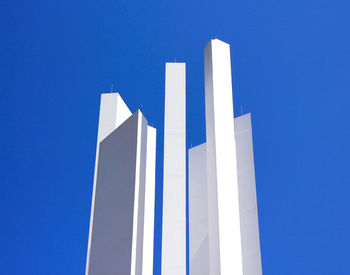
{"left": 1, "top": 0, "right": 349, "bottom": 274}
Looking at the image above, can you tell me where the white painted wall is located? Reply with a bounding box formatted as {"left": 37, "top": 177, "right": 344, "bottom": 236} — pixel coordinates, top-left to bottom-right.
{"left": 96, "top": 93, "right": 132, "bottom": 143}
{"left": 162, "top": 62, "right": 187, "bottom": 275}
{"left": 235, "top": 113, "right": 262, "bottom": 275}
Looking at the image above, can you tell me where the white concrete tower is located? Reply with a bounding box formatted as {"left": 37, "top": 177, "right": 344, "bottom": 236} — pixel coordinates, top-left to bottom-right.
{"left": 189, "top": 40, "right": 262, "bottom": 275}
{"left": 204, "top": 39, "right": 243, "bottom": 275}
{"left": 189, "top": 115, "right": 262, "bottom": 275}
{"left": 162, "top": 63, "right": 187, "bottom": 275}
{"left": 86, "top": 93, "right": 157, "bottom": 275}
{"left": 235, "top": 113, "right": 262, "bottom": 275}
{"left": 86, "top": 93, "right": 132, "bottom": 275}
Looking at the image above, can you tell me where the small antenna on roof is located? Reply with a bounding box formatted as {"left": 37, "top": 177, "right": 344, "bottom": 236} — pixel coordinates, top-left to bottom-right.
{"left": 110, "top": 83, "right": 114, "bottom": 93}
{"left": 241, "top": 105, "right": 243, "bottom": 116}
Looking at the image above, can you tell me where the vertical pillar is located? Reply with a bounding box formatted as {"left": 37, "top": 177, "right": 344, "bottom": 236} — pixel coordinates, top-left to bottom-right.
{"left": 189, "top": 143, "right": 209, "bottom": 275}
{"left": 204, "top": 39, "right": 243, "bottom": 275}
{"left": 235, "top": 113, "right": 262, "bottom": 275}
{"left": 86, "top": 94, "right": 157, "bottom": 275}
{"left": 162, "top": 63, "right": 186, "bottom": 275}
{"left": 86, "top": 93, "right": 131, "bottom": 275}
{"left": 87, "top": 111, "right": 149, "bottom": 275}
{"left": 188, "top": 115, "right": 263, "bottom": 275}
{"left": 143, "top": 126, "right": 157, "bottom": 275}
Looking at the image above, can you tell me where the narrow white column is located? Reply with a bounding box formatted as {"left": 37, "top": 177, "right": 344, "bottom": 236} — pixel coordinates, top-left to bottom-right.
{"left": 86, "top": 93, "right": 131, "bottom": 275}
{"left": 204, "top": 39, "right": 243, "bottom": 275}
{"left": 131, "top": 112, "right": 148, "bottom": 275}
{"left": 235, "top": 113, "right": 262, "bottom": 275}
{"left": 143, "top": 126, "right": 157, "bottom": 275}
{"left": 162, "top": 62, "right": 186, "bottom": 275}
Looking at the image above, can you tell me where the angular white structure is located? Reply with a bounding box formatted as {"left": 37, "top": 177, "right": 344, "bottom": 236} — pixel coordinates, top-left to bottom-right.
{"left": 235, "top": 113, "right": 262, "bottom": 275}
{"left": 86, "top": 93, "right": 156, "bottom": 275}
{"left": 86, "top": 93, "right": 131, "bottom": 275}
{"left": 205, "top": 39, "right": 243, "bottom": 275}
{"left": 162, "top": 63, "right": 187, "bottom": 275}
{"left": 86, "top": 39, "right": 262, "bottom": 275}
{"left": 189, "top": 115, "right": 262, "bottom": 275}
{"left": 189, "top": 39, "right": 262, "bottom": 275}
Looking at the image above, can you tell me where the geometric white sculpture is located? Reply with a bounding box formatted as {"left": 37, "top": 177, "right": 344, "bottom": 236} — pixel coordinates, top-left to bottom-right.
{"left": 86, "top": 93, "right": 131, "bottom": 275}
{"left": 189, "top": 114, "right": 262, "bottom": 275}
{"left": 85, "top": 39, "right": 262, "bottom": 275}
{"left": 235, "top": 113, "right": 262, "bottom": 275}
{"left": 162, "top": 63, "right": 187, "bottom": 275}
{"left": 204, "top": 39, "right": 244, "bottom": 275}
{"left": 85, "top": 94, "right": 156, "bottom": 275}
{"left": 189, "top": 39, "right": 262, "bottom": 275}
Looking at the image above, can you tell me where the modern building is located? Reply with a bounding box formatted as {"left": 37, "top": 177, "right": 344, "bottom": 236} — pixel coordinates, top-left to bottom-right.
{"left": 161, "top": 40, "right": 262, "bottom": 275}
{"left": 85, "top": 94, "right": 156, "bottom": 275}
{"left": 188, "top": 39, "right": 262, "bottom": 275}
{"left": 85, "top": 39, "right": 262, "bottom": 275}
{"left": 189, "top": 113, "right": 262, "bottom": 275}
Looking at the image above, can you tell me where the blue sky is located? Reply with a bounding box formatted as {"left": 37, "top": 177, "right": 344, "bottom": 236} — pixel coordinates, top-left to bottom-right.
{"left": 1, "top": 0, "right": 349, "bottom": 274}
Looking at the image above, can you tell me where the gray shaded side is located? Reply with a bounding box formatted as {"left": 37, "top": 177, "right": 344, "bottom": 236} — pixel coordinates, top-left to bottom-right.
{"left": 235, "top": 113, "right": 262, "bottom": 275}
{"left": 86, "top": 93, "right": 131, "bottom": 275}
{"left": 189, "top": 143, "right": 209, "bottom": 275}
{"left": 88, "top": 112, "right": 140, "bottom": 275}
